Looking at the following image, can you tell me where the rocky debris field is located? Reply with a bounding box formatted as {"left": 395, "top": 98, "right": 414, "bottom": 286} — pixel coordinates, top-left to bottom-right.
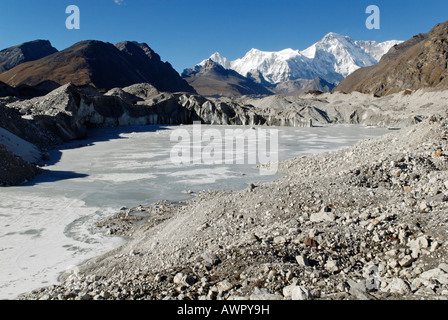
{"left": 0, "top": 144, "right": 42, "bottom": 186}
{"left": 18, "top": 113, "right": 448, "bottom": 300}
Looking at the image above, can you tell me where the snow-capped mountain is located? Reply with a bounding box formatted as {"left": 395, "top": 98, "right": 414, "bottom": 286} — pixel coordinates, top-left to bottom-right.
{"left": 206, "top": 52, "right": 232, "bottom": 69}
{"left": 195, "top": 33, "right": 402, "bottom": 85}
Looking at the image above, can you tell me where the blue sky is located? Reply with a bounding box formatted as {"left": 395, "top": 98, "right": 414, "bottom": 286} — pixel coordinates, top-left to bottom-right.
{"left": 0, "top": 0, "right": 447, "bottom": 72}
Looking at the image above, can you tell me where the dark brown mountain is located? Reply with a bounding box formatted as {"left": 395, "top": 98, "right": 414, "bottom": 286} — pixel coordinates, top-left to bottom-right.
{"left": 334, "top": 21, "right": 448, "bottom": 96}
{"left": 0, "top": 40, "right": 58, "bottom": 73}
{"left": 182, "top": 59, "right": 273, "bottom": 97}
{"left": 0, "top": 40, "right": 196, "bottom": 95}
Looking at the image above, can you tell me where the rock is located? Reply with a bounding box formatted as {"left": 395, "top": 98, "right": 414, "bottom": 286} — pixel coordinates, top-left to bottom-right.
{"left": 173, "top": 273, "right": 196, "bottom": 287}
{"left": 80, "top": 293, "right": 91, "bottom": 300}
{"left": 439, "top": 263, "right": 448, "bottom": 273}
{"left": 383, "top": 278, "right": 411, "bottom": 295}
{"left": 273, "top": 236, "right": 287, "bottom": 244}
{"left": 419, "top": 268, "right": 448, "bottom": 285}
{"left": 217, "top": 280, "right": 233, "bottom": 294}
{"left": 201, "top": 253, "right": 220, "bottom": 266}
{"left": 347, "top": 279, "right": 372, "bottom": 300}
{"left": 385, "top": 249, "right": 397, "bottom": 258}
{"left": 419, "top": 201, "right": 431, "bottom": 212}
{"left": 336, "top": 282, "right": 349, "bottom": 292}
{"left": 408, "top": 236, "right": 429, "bottom": 258}
{"left": 430, "top": 241, "right": 439, "bottom": 252}
{"left": 283, "top": 285, "right": 311, "bottom": 300}
{"left": 295, "top": 253, "right": 311, "bottom": 267}
{"left": 304, "top": 238, "right": 318, "bottom": 248}
{"left": 398, "top": 255, "right": 414, "bottom": 268}
{"left": 197, "top": 223, "right": 210, "bottom": 231}
{"left": 100, "top": 291, "right": 111, "bottom": 299}
{"left": 247, "top": 183, "right": 256, "bottom": 192}
{"left": 310, "top": 207, "right": 335, "bottom": 222}
{"left": 249, "top": 288, "right": 283, "bottom": 300}
{"left": 325, "top": 258, "right": 340, "bottom": 273}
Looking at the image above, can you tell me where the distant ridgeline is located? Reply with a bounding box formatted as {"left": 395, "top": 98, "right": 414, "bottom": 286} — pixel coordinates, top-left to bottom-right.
{"left": 183, "top": 32, "right": 402, "bottom": 97}
{"left": 0, "top": 40, "right": 196, "bottom": 98}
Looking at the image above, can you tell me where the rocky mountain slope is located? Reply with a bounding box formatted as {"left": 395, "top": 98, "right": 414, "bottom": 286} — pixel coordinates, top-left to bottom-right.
{"left": 182, "top": 59, "right": 274, "bottom": 97}
{"left": 334, "top": 21, "right": 448, "bottom": 96}
{"left": 0, "top": 40, "right": 196, "bottom": 96}
{"left": 0, "top": 40, "right": 58, "bottom": 73}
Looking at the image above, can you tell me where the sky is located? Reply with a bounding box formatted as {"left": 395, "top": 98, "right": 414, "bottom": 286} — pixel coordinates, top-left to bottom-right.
{"left": 0, "top": 0, "right": 447, "bottom": 73}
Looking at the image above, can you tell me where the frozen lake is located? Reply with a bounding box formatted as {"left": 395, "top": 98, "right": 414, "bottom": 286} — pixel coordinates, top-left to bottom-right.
{"left": 0, "top": 124, "right": 389, "bottom": 299}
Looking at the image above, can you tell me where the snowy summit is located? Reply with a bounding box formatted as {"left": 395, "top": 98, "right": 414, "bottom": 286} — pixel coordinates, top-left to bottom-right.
{"left": 197, "top": 32, "right": 402, "bottom": 85}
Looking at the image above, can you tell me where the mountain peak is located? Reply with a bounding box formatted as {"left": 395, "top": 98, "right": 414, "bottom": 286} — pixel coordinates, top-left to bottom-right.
{"left": 202, "top": 58, "right": 223, "bottom": 70}
{"left": 210, "top": 52, "right": 225, "bottom": 59}
{"left": 0, "top": 40, "right": 58, "bottom": 73}
{"left": 323, "top": 32, "right": 345, "bottom": 39}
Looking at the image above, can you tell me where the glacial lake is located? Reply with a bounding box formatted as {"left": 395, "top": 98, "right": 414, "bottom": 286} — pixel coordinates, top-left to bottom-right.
{"left": 0, "top": 124, "right": 389, "bottom": 299}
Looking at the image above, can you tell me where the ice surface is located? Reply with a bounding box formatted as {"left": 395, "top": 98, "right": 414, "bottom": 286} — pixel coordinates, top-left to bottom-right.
{"left": 0, "top": 127, "right": 41, "bottom": 163}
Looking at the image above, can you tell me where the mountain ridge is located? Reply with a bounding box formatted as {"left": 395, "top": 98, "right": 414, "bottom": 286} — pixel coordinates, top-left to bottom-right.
{"left": 0, "top": 40, "right": 196, "bottom": 96}
{"left": 191, "top": 33, "right": 402, "bottom": 86}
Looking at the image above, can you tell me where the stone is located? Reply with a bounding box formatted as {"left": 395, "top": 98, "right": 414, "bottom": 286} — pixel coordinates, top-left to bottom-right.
{"left": 430, "top": 241, "right": 439, "bottom": 252}
{"left": 408, "top": 235, "right": 429, "bottom": 254}
{"left": 80, "top": 293, "right": 91, "bottom": 300}
{"left": 201, "top": 253, "right": 220, "bottom": 266}
{"left": 439, "top": 263, "right": 448, "bottom": 273}
{"left": 310, "top": 207, "right": 335, "bottom": 222}
{"left": 249, "top": 288, "right": 283, "bottom": 300}
{"left": 296, "top": 253, "right": 311, "bottom": 267}
{"left": 273, "top": 236, "right": 287, "bottom": 244}
{"left": 347, "top": 279, "right": 371, "bottom": 300}
{"left": 173, "top": 273, "right": 196, "bottom": 287}
{"left": 419, "top": 201, "right": 430, "bottom": 212}
{"left": 385, "top": 249, "right": 397, "bottom": 257}
{"left": 217, "top": 280, "right": 233, "bottom": 294}
{"left": 419, "top": 268, "right": 448, "bottom": 285}
{"left": 283, "top": 285, "right": 311, "bottom": 300}
{"left": 383, "top": 278, "right": 411, "bottom": 295}
{"left": 325, "top": 258, "right": 340, "bottom": 273}
{"left": 305, "top": 238, "right": 318, "bottom": 248}
{"left": 398, "top": 255, "right": 414, "bottom": 268}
